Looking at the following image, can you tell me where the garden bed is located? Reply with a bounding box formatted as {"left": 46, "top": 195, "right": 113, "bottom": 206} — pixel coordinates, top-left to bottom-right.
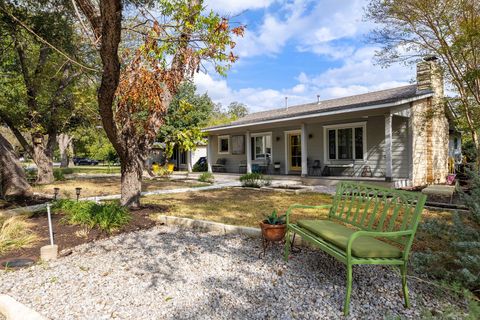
{"left": 0, "top": 205, "right": 163, "bottom": 269}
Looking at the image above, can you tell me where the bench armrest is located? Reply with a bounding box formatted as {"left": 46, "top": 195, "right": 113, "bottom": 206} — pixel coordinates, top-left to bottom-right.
{"left": 285, "top": 204, "right": 332, "bottom": 224}
{"left": 346, "top": 230, "right": 414, "bottom": 260}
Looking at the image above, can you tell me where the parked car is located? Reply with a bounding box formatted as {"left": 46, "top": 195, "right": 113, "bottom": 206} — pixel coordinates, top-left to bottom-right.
{"left": 73, "top": 157, "right": 99, "bottom": 166}
{"left": 193, "top": 156, "right": 207, "bottom": 172}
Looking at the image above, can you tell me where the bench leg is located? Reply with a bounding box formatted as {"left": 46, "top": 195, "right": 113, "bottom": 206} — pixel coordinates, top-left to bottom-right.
{"left": 284, "top": 230, "right": 291, "bottom": 261}
{"left": 401, "top": 263, "right": 410, "bottom": 308}
{"left": 343, "top": 263, "right": 353, "bottom": 316}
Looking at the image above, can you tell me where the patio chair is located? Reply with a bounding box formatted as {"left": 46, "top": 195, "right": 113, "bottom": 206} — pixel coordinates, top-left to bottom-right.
{"left": 212, "top": 158, "right": 227, "bottom": 172}
{"left": 273, "top": 162, "right": 281, "bottom": 174}
{"left": 309, "top": 160, "right": 321, "bottom": 176}
{"left": 238, "top": 160, "right": 247, "bottom": 174}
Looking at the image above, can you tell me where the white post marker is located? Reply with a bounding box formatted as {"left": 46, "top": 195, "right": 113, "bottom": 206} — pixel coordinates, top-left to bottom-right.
{"left": 40, "top": 203, "right": 58, "bottom": 261}
{"left": 47, "top": 204, "right": 54, "bottom": 246}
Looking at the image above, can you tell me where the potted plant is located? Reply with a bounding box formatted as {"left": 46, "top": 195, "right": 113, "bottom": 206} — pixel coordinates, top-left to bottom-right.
{"left": 260, "top": 210, "right": 287, "bottom": 241}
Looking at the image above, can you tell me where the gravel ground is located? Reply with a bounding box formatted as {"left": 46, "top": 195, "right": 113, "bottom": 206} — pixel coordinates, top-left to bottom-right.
{"left": 0, "top": 225, "right": 466, "bottom": 320}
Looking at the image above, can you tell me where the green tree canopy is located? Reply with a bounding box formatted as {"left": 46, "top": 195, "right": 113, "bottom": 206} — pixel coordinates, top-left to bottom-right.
{"left": 365, "top": 0, "right": 480, "bottom": 167}
{"left": 157, "top": 81, "right": 213, "bottom": 158}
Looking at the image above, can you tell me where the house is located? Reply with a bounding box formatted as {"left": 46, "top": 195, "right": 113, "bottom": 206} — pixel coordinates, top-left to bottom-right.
{"left": 148, "top": 143, "right": 207, "bottom": 172}
{"left": 203, "top": 57, "right": 453, "bottom": 187}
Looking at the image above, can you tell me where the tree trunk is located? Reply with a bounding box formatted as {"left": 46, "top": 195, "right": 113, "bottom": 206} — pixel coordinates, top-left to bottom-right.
{"left": 32, "top": 136, "right": 55, "bottom": 184}
{"left": 0, "top": 133, "right": 32, "bottom": 198}
{"left": 58, "top": 133, "right": 72, "bottom": 168}
{"left": 473, "top": 130, "right": 480, "bottom": 171}
{"left": 120, "top": 155, "right": 143, "bottom": 208}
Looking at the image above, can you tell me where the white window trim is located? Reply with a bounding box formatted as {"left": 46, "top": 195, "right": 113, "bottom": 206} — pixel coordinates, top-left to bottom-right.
{"left": 218, "top": 135, "right": 230, "bottom": 154}
{"left": 251, "top": 132, "right": 273, "bottom": 161}
{"left": 323, "top": 122, "right": 367, "bottom": 165}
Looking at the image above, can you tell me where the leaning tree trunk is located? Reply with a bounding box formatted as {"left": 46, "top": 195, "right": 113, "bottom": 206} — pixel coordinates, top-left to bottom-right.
{"left": 120, "top": 153, "right": 144, "bottom": 208}
{"left": 0, "top": 133, "right": 32, "bottom": 198}
{"left": 32, "top": 135, "right": 55, "bottom": 185}
{"left": 58, "top": 133, "right": 72, "bottom": 168}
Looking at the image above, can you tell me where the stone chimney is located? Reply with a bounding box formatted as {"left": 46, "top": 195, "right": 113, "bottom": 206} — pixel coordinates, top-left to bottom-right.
{"left": 416, "top": 56, "right": 443, "bottom": 97}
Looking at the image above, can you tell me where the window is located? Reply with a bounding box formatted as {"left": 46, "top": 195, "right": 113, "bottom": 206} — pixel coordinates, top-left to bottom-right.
{"left": 180, "top": 150, "right": 186, "bottom": 165}
{"left": 324, "top": 123, "right": 366, "bottom": 161}
{"left": 218, "top": 135, "right": 230, "bottom": 154}
{"left": 252, "top": 133, "right": 272, "bottom": 160}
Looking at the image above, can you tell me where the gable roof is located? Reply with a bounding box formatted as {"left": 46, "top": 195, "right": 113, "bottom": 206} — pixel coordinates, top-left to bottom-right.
{"left": 206, "top": 85, "right": 432, "bottom": 131}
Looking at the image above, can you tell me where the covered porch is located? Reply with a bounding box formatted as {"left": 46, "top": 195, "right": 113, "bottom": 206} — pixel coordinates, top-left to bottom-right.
{"left": 205, "top": 104, "right": 413, "bottom": 185}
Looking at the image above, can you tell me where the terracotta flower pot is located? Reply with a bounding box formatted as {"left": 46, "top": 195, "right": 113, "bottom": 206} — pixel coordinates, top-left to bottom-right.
{"left": 260, "top": 221, "right": 287, "bottom": 241}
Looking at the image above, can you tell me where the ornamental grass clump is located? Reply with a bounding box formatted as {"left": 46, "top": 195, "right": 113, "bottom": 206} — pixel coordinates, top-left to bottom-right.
{"left": 198, "top": 172, "right": 214, "bottom": 183}
{"left": 53, "top": 199, "right": 131, "bottom": 234}
{"left": 240, "top": 172, "right": 271, "bottom": 188}
{"left": 0, "top": 216, "right": 37, "bottom": 255}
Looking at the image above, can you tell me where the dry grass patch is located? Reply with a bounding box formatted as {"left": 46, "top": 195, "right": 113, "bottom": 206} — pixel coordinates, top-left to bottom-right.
{"left": 33, "top": 177, "right": 207, "bottom": 199}
{"left": 145, "top": 188, "right": 457, "bottom": 253}
{"left": 0, "top": 216, "right": 38, "bottom": 255}
{"left": 146, "top": 188, "right": 333, "bottom": 227}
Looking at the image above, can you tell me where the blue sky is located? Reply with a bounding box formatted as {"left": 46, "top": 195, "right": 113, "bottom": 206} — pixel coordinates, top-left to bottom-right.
{"left": 195, "top": 0, "right": 414, "bottom": 112}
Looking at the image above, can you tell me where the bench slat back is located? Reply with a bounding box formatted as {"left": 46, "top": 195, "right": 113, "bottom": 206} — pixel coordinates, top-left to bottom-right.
{"left": 329, "top": 182, "right": 426, "bottom": 245}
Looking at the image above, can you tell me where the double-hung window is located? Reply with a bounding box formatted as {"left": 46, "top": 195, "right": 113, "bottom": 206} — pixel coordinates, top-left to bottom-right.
{"left": 252, "top": 133, "right": 272, "bottom": 160}
{"left": 218, "top": 135, "right": 230, "bottom": 154}
{"left": 324, "top": 122, "right": 366, "bottom": 162}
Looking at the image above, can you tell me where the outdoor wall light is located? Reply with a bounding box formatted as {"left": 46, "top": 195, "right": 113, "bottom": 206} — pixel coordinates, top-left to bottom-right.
{"left": 276, "top": 136, "right": 281, "bottom": 141}
{"left": 309, "top": 134, "right": 313, "bottom": 139}
{"left": 53, "top": 188, "right": 60, "bottom": 200}
{"left": 75, "top": 187, "right": 82, "bottom": 202}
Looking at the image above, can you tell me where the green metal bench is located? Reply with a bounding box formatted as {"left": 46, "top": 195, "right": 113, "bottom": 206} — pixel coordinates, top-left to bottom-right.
{"left": 284, "top": 181, "right": 427, "bottom": 315}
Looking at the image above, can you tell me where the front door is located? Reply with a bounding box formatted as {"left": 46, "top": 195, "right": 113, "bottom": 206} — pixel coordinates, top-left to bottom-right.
{"left": 288, "top": 133, "right": 302, "bottom": 171}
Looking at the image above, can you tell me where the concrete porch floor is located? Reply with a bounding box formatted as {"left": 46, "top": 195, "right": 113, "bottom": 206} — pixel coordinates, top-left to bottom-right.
{"left": 172, "top": 171, "right": 411, "bottom": 188}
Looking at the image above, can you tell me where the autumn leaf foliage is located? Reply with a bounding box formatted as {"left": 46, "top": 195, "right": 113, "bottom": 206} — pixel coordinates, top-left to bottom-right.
{"left": 114, "top": 1, "right": 244, "bottom": 153}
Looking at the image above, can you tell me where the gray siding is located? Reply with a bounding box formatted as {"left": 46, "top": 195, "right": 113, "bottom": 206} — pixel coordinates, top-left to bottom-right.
{"left": 208, "top": 115, "right": 410, "bottom": 179}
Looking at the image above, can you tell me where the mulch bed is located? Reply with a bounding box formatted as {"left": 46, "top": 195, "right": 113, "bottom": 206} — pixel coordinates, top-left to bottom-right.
{"left": 0, "top": 204, "right": 166, "bottom": 269}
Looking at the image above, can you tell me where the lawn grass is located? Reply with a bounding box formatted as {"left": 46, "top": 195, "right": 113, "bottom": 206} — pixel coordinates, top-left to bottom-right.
{"left": 144, "top": 188, "right": 459, "bottom": 253}
{"left": 0, "top": 216, "right": 38, "bottom": 255}
{"left": 33, "top": 177, "right": 208, "bottom": 199}
{"left": 59, "top": 165, "right": 121, "bottom": 175}
{"left": 145, "top": 188, "right": 333, "bottom": 227}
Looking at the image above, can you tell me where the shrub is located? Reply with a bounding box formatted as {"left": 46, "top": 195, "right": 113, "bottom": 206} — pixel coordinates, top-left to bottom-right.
{"left": 192, "top": 162, "right": 207, "bottom": 172}
{"left": 52, "top": 199, "right": 131, "bottom": 233}
{"left": 0, "top": 216, "right": 38, "bottom": 255}
{"left": 411, "top": 170, "right": 480, "bottom": 295}
{"left": 198, "top": 172, "right": 214, "bottom": 183}
{"left": 53, "top": 168, "right": 75, "bottom": 181}
{"left": 53, "top": 169, "right": 65, "bottom": 181}
{"left": 239, "top": 172, "right": 271, "bottom": 188}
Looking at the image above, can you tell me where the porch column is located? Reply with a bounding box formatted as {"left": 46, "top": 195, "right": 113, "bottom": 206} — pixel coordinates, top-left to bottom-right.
{"left": 385, "top": 113, "right": 393, "bottom": 182}
{"left": 207, "top": 135, "right": 212, "bottom": 173}
{"left": 246, "top": 131, "right": 252, "bottom": 173}
{"left": 186, "top": 150, "right": 192, "bottom": 173}
{"left": 301, "top": 123, "right": 308, "bottom": 177}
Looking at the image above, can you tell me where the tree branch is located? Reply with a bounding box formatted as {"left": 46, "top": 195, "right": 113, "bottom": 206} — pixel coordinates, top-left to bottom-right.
{"left": 0, "top": 110, "right": 33, "bottom": 156}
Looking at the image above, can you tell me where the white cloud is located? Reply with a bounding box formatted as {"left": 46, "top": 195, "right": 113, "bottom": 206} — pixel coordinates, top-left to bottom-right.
{"left": 233, "top": 0, "right": 369, "bottom": 59}
{"left": 194, "top": 1, "right": 415, "bottom": 114}
{"left": 204, "top": 0, "right": 276, "bottom": 14}
{"left": 194, "top": 45, "right": 414, "bottom": 112}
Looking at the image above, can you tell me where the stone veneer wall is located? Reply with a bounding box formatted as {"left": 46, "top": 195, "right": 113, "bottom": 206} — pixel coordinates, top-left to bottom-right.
{"left": 411, "top": 60, "right": 449, "bottom": 186}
